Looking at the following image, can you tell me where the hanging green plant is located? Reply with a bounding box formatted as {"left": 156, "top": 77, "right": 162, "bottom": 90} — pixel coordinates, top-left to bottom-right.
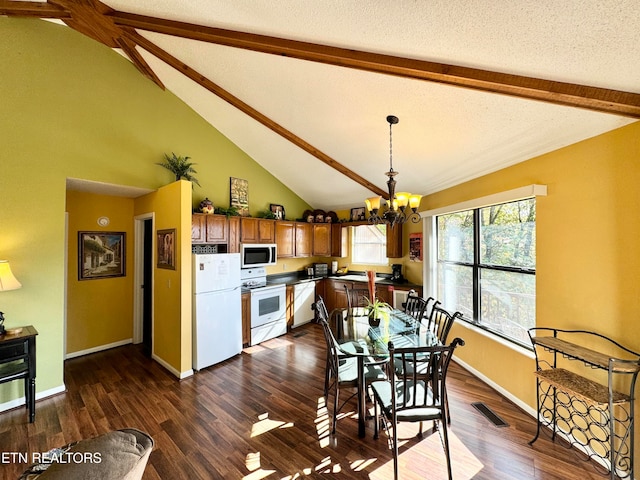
{"left": 157, "top": 152, "right": 201, "bottom": 187}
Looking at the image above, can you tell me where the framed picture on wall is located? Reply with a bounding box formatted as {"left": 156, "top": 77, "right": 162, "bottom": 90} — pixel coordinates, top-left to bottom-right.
{"left": 78, "top": 231, "right": 126, "bottom": 280}
{"left": 230, "top": 177, "right": 249, "bottom": 216}
{"left": 350, "top": 207, "right": 366, "bottom": 221}
{"left": 270, "top": 203, "right": 285, "bottom": 220}
{"left": 409, "top": 232, "right": 423, "bottom": 262}
{"left": 157, "top": 228, "right": 176, "bottom": 270}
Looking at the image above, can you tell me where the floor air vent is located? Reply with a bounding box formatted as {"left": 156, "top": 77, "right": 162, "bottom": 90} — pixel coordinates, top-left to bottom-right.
{"left": 471, "top": 402, "right": 509, "bottom": 427}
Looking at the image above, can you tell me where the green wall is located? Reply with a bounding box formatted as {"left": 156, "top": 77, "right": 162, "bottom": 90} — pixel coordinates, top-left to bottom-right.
{"left": 0, "top": 17, "right": 310, "bottom": 405}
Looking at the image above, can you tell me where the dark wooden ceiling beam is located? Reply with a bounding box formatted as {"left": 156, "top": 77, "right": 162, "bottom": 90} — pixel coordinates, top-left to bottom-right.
{"left": 124, "top": 28, "right": 387, "bottom": 197}
{"left": 116, "top": 36, "right": 165, "bottom": 89}
{"left": 0, "top": 0, "right": 69, "bottom": 18}
{"left": 110, "top": 11, "right": 640, "bottom": 118}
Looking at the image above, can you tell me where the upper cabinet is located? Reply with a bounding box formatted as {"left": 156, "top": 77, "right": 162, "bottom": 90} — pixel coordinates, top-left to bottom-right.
{"left": 240, "top": 217, "right": 275, "bottom": 244}
{"left": 295, "top": 223, "right": 312, "bottom": 257}
{"left": 386, "top": 224, "right": 403, "bottom": 258}
{"left": 192, "top": 214, "right": 228, "bottom": 245}
{"left": 276, "top": 221, "right": 313, "bottom": 258}
{"left": 228, "top": 216, "right": 240, "bottom": 253}
{"left": 331, "top": 224, "right": 347, "bottom": 257}
{"left": 276, "top": 221, "right": 296, "bottom": 258}
{"left": 312, "top": 223, "right": 331, "bottom": 257}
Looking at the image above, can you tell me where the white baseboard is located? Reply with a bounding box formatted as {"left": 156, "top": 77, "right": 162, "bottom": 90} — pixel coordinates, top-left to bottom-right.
{"left": 65, "top": 338, "right": 132, "bottom": 359}
{"left": 0, "top": 384, "right": 66, "bottom": 414}
{"left": 152, "top": 353, "right": 193, "bottom": 379}
{"left": 453, "top": 356, "right": 537, "bottom": 417}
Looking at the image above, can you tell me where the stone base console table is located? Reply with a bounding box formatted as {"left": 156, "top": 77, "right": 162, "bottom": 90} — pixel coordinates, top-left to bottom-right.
{"left": 528, "top": 328, "right": 640, "bottom": 479}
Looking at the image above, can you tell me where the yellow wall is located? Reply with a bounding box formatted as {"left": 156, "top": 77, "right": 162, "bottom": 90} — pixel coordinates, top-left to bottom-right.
{"left": 0, "top": 17, "right": 312, "bottom": 405}
{"left": 66, "top": 191, "right": 135, "bottom": 353}
{"left": 134, "top": 181, "right": 193, "bottom": 376}
{"left": 426, "top": 120, "right": 640, "bottom": 408}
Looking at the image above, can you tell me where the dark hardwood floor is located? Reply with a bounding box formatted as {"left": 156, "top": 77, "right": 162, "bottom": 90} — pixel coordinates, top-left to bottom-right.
{"left": 0, "top": 324, "right": 609, "bottom": 479}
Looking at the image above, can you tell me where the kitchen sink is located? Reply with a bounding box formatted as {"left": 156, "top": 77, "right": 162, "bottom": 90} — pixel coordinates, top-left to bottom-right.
{"left": 332, "top": 274, "right": 383, "bottom": 283}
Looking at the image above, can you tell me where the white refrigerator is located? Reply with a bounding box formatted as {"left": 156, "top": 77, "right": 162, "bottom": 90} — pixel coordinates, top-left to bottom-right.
{"left": 192, "top": 252, "right": 242, "bottom": 370}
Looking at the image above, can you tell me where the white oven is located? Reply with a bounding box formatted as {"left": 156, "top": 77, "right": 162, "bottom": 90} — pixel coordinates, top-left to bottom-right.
{"left": 249, "top": 284, "right": 287, "bottom": 345}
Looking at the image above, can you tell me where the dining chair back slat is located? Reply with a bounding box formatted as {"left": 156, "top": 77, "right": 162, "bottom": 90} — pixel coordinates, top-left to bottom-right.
{"left": 403, "top": 290, "right": 431, "bottom": 322}
{"left": 426, "top": 305, "right": 462, "bottom": 345}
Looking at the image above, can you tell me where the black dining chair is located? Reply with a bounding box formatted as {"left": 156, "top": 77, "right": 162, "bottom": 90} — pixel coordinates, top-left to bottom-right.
{"left": 402, "top": 290, "right": 430, "bottom": 322}
{"left": 370, "top": 338, "right": 465, "bottom": 480}
{"left": 314, "top": 296, "right": 387, "bottom": 434}
{"left": 344, "top": 286, "right": 370, "bottom": 314}
{"left": 426, "top": 305, "right": 462, "bottom": 345}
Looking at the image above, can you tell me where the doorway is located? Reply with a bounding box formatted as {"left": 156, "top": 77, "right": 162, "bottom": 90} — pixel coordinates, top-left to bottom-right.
{"left": 134, "top": 213, "right": 154, "bottom": 357}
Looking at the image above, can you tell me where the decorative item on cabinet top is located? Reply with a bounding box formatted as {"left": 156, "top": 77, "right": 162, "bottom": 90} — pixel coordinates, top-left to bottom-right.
{"left": 157, "top": 152, "right": 200, "bottom": 187}
{"left": 301, "top": 209, "right": 338, "bottom": 223}
{"left": 199, "top": 197, "right": 214, "bottom": 214}
{"left": 270, "top": 204, "right": 285, "bottom": 220}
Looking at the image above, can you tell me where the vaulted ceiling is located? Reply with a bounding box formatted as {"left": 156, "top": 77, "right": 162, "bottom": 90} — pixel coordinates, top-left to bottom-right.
{"left": 3, "top": 0, "right": 639, "bottom": 210}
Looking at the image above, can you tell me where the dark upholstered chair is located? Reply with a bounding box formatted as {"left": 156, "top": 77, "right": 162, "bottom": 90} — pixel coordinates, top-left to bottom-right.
{"left": 19, "top": 428, "right": 154, "bottom": 480}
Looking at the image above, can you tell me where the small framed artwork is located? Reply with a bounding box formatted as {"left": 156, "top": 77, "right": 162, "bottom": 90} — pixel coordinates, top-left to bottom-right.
{"left": 350, "top": 207, "right": 366, "bottom": 222}
{"left": 78, "top": 231, "right": 126, "bottom": 280}
{"left": 157, "top": 228, "right": 176, "bottom": 270}
{"left": 270, "top": 203, "right": 285, "bottom": 220}
{"left": 409, "top": 232, "right": 423, "bottom": 262}
{"left": 230, "top": 177, "right": 249, "bottom": 216}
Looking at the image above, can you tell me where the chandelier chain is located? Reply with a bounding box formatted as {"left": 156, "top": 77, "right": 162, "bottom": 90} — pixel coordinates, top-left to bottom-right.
{"left": 389, "top": 120, "right": 393, "bottom": 173}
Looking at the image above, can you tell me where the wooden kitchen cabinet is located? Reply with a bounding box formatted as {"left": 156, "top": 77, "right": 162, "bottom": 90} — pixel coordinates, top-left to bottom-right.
{"left": 240, "top": 217, "right": 275, "bottom": 244}
{"left": 276, "top": 222, "right": 295, "bottom": 258}
{"left": 386, "top": 223, "right": 403, "bottom": 258}
{"left": 325, "top": 279, "right": 353, "bottom": 313}
{"left": 241, "top": 292, "right": 251, "bottom": 346}
{"left": 276, "top": 221, "right": 312, "bottom": 258}
{"left": 331, "top": 224, "right": 347, "bottom": 257}
{"left": 228, "top": 216, "right": 240, "bottom": 253}
{"left": 192, "top": 214, "right": 228, "bottom": 245}
{"left": 312, "top": 223, "right": 331, "bottom": 257}
{"left": 286, "top": 285, "right": 294, "bottom": 328}
{"left": 295, "top": 222, "right": 312, "bottom": 257}
{"left": 191, "top": 214, "right": 207, "bottom": 243}
{"left": 376, "top": 284, "right": 394, "bottom": 306}
{"left": 205, "top": 215, "right": 228, "bottom": 244}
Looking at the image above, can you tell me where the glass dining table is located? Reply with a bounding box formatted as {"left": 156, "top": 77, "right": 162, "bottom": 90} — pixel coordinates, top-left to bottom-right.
{"left": 332, "top": 307, "right": 439, "bottom": 437}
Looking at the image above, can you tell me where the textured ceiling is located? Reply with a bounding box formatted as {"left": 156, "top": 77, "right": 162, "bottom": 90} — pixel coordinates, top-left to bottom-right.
{"left": 39, "top": 1, "right": 640, "bottom": 209}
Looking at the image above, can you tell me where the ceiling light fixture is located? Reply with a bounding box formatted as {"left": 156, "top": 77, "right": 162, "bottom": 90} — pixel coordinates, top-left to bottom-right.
{"left": 365, "top": 115, "right": 422, "bottom": 226}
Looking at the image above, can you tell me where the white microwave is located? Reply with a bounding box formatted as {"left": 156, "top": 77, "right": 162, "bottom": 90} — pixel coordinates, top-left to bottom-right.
{"left": 240, "top": 243, "right": 277, "bottom": 268}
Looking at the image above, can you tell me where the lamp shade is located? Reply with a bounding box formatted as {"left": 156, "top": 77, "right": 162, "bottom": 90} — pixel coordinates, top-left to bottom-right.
{"left": 395, "top": 192, "right": 410, "bottom": 208}
{"left": 0, "top": 261, "right": 22, "bottom": 291}
{"left": 365, "top": 196, "right": 382, "bottom": 212}
{"left": 408, "top": 194, "right": 423, "bottom": 209}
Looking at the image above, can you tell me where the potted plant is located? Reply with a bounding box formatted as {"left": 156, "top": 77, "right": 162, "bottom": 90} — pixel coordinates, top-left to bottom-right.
{"left": 365, "top": 297, "right": 390, "bottom": 327}
{"left": 157, "top": 152, "right": 201, "bottom": 187}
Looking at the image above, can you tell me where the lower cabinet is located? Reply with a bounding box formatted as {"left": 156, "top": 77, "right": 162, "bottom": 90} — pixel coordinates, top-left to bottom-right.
{"left": 241, "top": 292, "right": 251, "bottom": 346}
{"left": 286, "top": 285, "right": 294, "bottom": 328}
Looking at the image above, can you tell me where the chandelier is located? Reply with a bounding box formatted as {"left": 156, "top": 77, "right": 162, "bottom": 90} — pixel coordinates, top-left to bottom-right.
{"left": 365, "top": 115, "right": 422, "bottom": 226}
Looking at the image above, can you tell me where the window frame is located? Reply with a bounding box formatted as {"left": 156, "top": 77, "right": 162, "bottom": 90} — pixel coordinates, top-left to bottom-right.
{"left": 350, "top": 224, "right": 388, "bottom": 266}
{"left": 421, "top": 185, "right": 546, "bottom": 347}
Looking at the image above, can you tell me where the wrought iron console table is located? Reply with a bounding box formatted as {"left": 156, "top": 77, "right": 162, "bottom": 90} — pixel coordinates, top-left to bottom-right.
{"left": 529, "top": 328, "right": 640, "bottom": 479}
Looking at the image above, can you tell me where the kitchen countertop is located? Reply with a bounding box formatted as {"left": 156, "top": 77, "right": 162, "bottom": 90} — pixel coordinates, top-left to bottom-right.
{"left": 265, "top": 271, "right": 421, "bottom": 289}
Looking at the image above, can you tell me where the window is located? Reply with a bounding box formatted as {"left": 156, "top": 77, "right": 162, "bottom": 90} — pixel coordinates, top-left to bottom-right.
{"left": 436, "top": 198, "right": 536, "bottom": 345}
{"left": 351, "top": 225, "right": 387, "bottom": 265}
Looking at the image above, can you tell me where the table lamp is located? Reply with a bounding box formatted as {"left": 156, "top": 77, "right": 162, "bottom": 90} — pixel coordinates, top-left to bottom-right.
{"left": 0, "top": 260, "right": 22, "bottom": 335}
